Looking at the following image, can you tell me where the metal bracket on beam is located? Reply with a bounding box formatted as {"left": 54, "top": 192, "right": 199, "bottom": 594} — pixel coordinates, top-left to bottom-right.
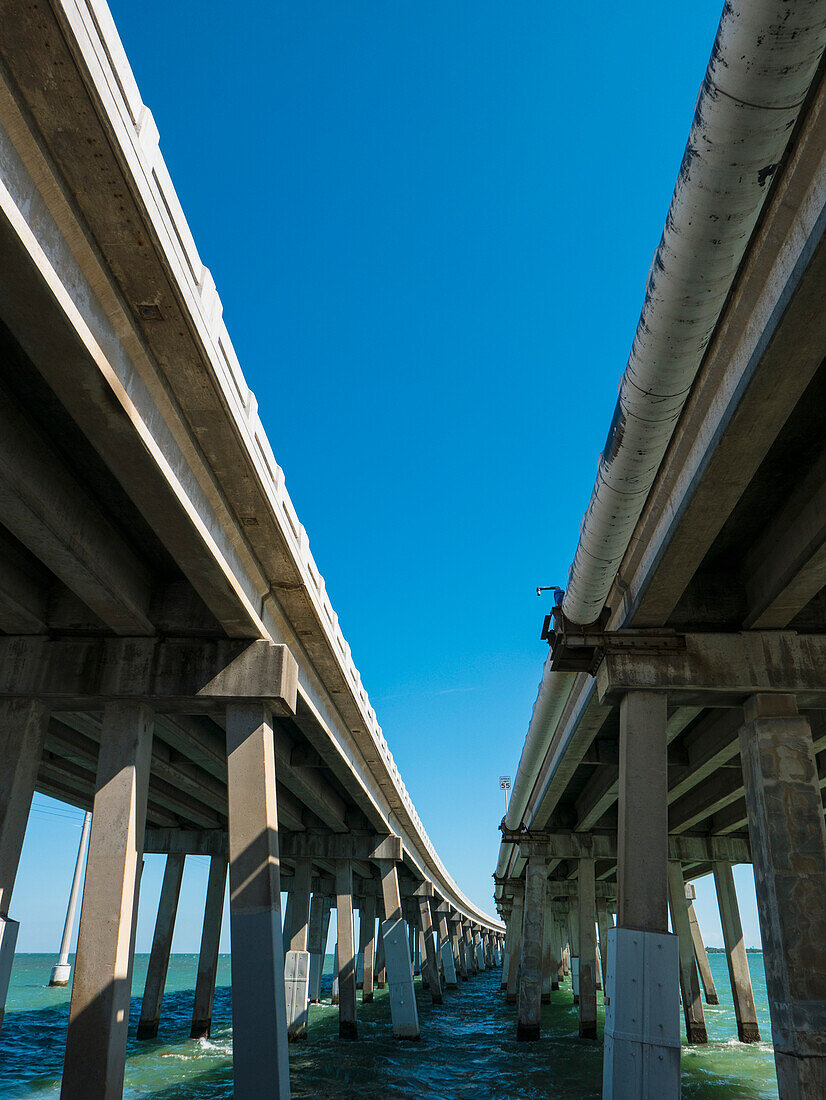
{"left": 544, "top": 606, "right": 686, "bottom": 675}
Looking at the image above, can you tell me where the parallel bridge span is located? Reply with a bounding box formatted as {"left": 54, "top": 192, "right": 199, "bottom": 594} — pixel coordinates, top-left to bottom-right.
{"left": 0, "top": 0, "right": 502, "bottom": 1094}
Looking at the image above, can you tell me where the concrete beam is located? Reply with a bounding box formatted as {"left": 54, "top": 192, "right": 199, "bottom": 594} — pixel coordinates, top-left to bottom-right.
{"left": 281, "top": 832, "right": 401, "bottom": 863}
{"left": 0, "top": 636, "right": 297, "bottom": 713}
{"left": 515, "top": 832, "right": 749, "bottom": 864}
{"left": 598, "top": 631, "right": 826, "bottom": 706}
{"left": 0, "top": 379, "right": 154, "bottom": 635}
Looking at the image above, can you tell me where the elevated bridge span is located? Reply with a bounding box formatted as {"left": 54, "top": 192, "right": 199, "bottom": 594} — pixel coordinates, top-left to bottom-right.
{"left": 0, "top": 1, "right": 501, "bottom": 1095}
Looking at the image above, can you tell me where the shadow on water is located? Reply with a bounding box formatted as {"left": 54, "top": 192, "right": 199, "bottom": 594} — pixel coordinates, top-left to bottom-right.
{"left": 0, "top": 955, "right": 780, "bottom": 1099}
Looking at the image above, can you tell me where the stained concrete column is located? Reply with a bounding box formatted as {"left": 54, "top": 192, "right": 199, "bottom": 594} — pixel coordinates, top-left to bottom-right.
{"left": 518, "top": 855, "right": 545, "bottom": 1040}
{"left": 418, "top": 896, "right": 443, "bottom": 1004}
{"left": 61, "top": 702, "right": 153, "bottom": 1100}
{"left": 596, "top": 896, "right": 609, "bottom": 999}
{"left": 307, "top": 892, "right": 325, "bottom": 1004}
{"left": 285, "top": 858, "right": 312, "bottom": 1041}
{"left": 137, "top": 852, "right": 185, "bottom": 1039}
{"left": 438, "top": 909, "right": 458, "bottom": 988}
{"left": 360, "top": 895, "right": 376, "bottom": 1003}
{"left": 375, "top": 916, "right": 386, "bottom": 988}
{"left": 713, "top": 861, "right": 760, "bottom": 1043}
{"left": 541, "top": 897, "right": 555, "bottom": 1003}
{"left": 578, "top": 858, "right": 598, "bottom": 1039}
{"left": 686, "top": 882, "right": 718, "bottom": 1005}
{"left": 739, "top": 693, "right": 826, "bottom": 1095}
{"left": 567, "top": 895, "right": 580, "bottom": 1005}
{"left": 668, "top": 861, "right": 707, "bottom": 1044}
{"left": 225, "top": 703, "right": 289, "bottom": 1098}
{"left": 474, "top": 928, "right": 485, "bottom": 970}
{"left": 450, "top": 915, "right": 466, "bottom": 981}
{"left": 0, "top": 700, "right": 49, "bottom": 1027}
{"left": 377, "top": 858, "right": 419, "bottom": 1039}
{"left": 506, "top": 887, "right": 524, "bottom": 1004}
{"left": 335, "top": 860, "right": 358, "bottom": 1040}
{"left": 191, "top": 854, "right": 228, "bottom": 1039}
{"left": 464, "top": 921, "right": 477, "bottom": 974}
{"left": 604, "top": 691, "right": 680, "bottom": 1098}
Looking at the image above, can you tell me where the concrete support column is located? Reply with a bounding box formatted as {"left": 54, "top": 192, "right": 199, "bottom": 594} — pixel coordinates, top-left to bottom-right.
{"left": 377, "top": 858, "right": 419, "bottom": 1039}
{"left": 603, "top": 691, "right": 680, "bottom": 1099}
{"left": 335, "top": 860, "right": 358, "bottom": 1040}
{"left": 578, "top": 858, "right": 598, "bottom": 1039}
{"left": 438, "top": 910, "right": 458, "bottom": 989}
{"left": 225, "top": 703, "right": 289, "bottom": 1099}
{"left": 191, "top": 853, "right": 228, "bottom": 1039}
{"left": 541, "top": 897, "right": 555, "bottom": 1003}
{"left": 417, "top": 896, "right": 443, "bottom": 1004}
{"left": 567, "top": 895, "right": 580, "bottom": 1005}
{"left": 596, "top": 896, "right": 609, "bottom": 1000}
{"left": 281, "top": 891, "right": 294, "bottom": 958}
{"left": 685, "top": 883, "right": 718, "bottom": 1005}
{"left": 518, "top": 855, "right": 545, "bottom": 1040}
{"left": 667, "top": 861, "right": 707, "bottom": 1044}
{"left": 474, "top": 928, "right": 485, "bottom": 970}
{"left": 375, "top": 911, "right": 386, "bottom": 988}
{"left": 450, "top": 916, "right": 466, "bottom": 982}
{"left": 285, "top": 858, "right": 311, "bottom": 1041}
{"left": 506, "top": 887, "right": 524, "bottom": 1005}
{"left": 307, "top": 892, "right": 327, "bottom": 1004}
{"left": 713, "top": 861, "right": 760, "bottom": 1043}
{"left": 359, "top": 895, "right": 376, "bottom": 1003}
{"left": 61, "top": 702, "right": 153, "bottom": 1100}
{"left": 464, "top": 921, "right": 477, "bottom": 974}
{"left": 49, "top": 810, "right": 92, "bottom": 988}
{"left": 0, "top": 700, "right": 49, "bottom": 1027}
{"left": 739, "top": 694, "right": 826, "bottom": 1095}
{"left": 137, "top": 852, "right": 185, "bottom": 1039}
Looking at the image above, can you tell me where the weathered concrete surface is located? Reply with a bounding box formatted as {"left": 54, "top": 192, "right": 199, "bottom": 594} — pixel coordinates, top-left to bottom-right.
{"left": 506, "top": 889, "right": 524, "bottom": 1004}
{"left": 0, "top": 700, "right": 48, "bottom": 920}
{"left": 62, "top": 702, "right": 153, "bottom": 1100}
{"left": 517, "top": 856, "right": 545, "bottom": 1040}
{"left": 438, "top": 909, "right": 458, "bottom": 989}
{"left": 604, "top": 691, "right": 679, "bottom": 1096}
{"left": 578, "top": 858, "right": 597, "bottom": 1040}
{"left": 418, "top": 897, "right": 442, "bottom": 1004}
{"left": 667, "top": 862, "right": 707, "bottom": 1044}
{"left": 191, "top": 854, "right": 227, "bottom": 1039}
{"left": 225, "top": 703, "right": 289, "bottom": 1098}
{"left": 377, "top": 859, "right": 418, "bottom": 1039}
{"left": 50, "top": 811, "right": 92, "bottom": 988}
{"left": 286, "top": 859, "right": 311, "bottom": 1040}
{"left": 713, "top": 861, "right": 760, "bottom": 1043}
{"left": 137, "top": 852, "right": 185, "bottom": 1040}
{"left": 740, "top": 695, "right": 826, "bottom": 1092}
{"left": 686, "top": 884, "right": 719, "bottom": 1006}
{"left": 596, "top": 896, "right": 609, "bottom": 1000}
{"left": 336, "top": 861, "right": 358, "bottom": 1040}
{"left": 360, "top": 895, "right": 376, "bottom": 1003}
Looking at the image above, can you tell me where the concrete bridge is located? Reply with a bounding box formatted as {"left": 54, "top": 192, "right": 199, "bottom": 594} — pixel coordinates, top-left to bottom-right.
{"left": 496, "top": 1, "right": 826, "bottom": 1097}
{"left": 0, "top": 1, "right": 503, "bottom": 1096}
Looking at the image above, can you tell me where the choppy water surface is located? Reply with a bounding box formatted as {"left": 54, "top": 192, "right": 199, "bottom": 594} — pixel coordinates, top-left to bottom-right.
{"left": 0, "top": 952, "right": 778, "bottom": 1098}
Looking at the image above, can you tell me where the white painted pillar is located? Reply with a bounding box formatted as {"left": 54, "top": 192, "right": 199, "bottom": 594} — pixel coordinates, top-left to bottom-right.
{"left": 603, "top": 691, "right": 679, "bottom": 1099}
{"left": 49, "top": 810, "right": 92, "bottom": 987}
{"left": 378, "top": 858, "right": 419, "bottom": 1039}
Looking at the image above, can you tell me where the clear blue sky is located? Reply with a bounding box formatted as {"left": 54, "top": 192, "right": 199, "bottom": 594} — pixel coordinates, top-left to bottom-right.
{"left": 13, "top": 0, "right": 763, "bottom": 955}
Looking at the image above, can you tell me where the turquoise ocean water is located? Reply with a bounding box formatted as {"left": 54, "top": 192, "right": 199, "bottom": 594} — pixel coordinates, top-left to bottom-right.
{"left": 0, "top": 951, "right": 778, "bottom": 1098}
